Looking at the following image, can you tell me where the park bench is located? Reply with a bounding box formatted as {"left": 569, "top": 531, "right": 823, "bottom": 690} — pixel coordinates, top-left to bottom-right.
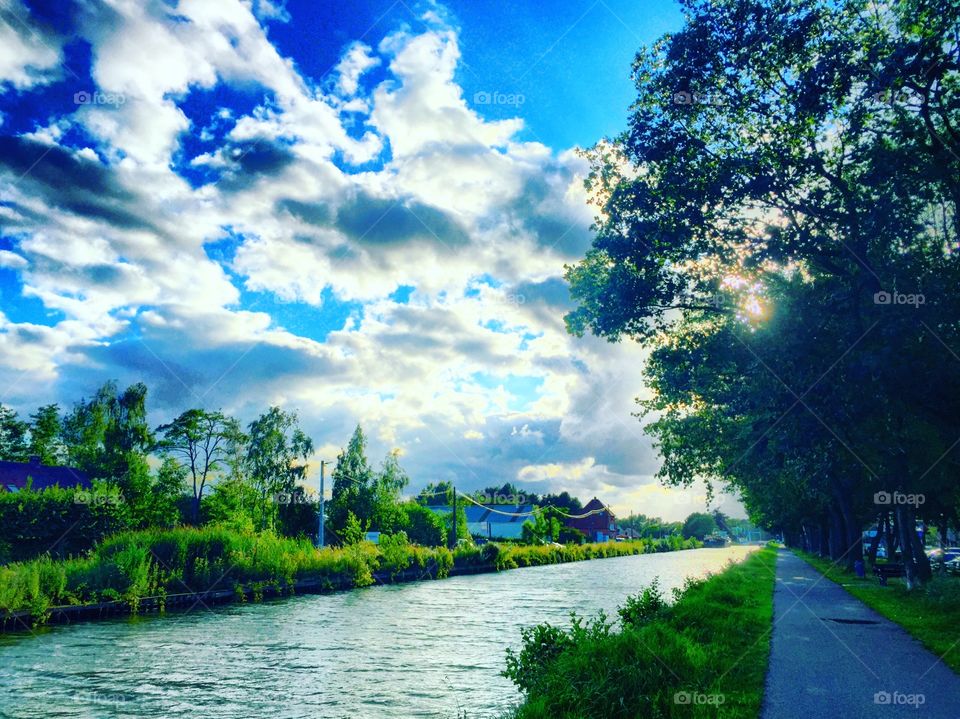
{"left": 873, "top": 563, "right": 905, "bottom": 585}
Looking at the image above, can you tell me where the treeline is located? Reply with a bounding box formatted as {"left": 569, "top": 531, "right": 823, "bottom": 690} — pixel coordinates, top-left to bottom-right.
{"left": 0, "top": 382, "right": 448, "bottom": 562}
{"left": 0, "top": 383, "right": 570, "bottom": 563}
{"left": 564, "top": 0, "right": 960, "bottom": 587}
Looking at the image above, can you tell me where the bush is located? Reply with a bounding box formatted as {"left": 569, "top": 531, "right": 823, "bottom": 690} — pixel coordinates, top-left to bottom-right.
{"left": 400, "top": 502, "right": 446, "bottom": 547}
{"left": 617, "top": 578, "right": 666, "bottom": 628}
{"left": 0, "top": 483, "right": 130, "bottom": 563}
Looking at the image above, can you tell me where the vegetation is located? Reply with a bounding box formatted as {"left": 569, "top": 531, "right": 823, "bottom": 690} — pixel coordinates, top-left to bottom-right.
{"left": 798, "top": 551, "right": 960, "bottom": 674}
{"left": 503, "top": 547, "right": 776, "bottom": 718}
{"left": 564, "top": 0, "right": 960, "bottom": 587}
{"left": 0, "top": 528, "right": 699, "bottom": 624}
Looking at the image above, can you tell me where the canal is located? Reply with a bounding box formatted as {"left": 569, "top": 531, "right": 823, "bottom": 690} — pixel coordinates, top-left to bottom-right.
{"left": 0, "top": 546, "right": 754, "bottom": 718}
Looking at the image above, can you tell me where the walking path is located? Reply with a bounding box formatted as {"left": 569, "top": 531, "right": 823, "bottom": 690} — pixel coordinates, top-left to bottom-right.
{"left": 762, "top": 550, "right": 960, "bottom": 718}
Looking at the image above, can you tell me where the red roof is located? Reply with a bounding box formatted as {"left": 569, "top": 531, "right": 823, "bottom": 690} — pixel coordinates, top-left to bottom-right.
{"left": 0, "top": 457, "right": 91, "bottom": 493}
{"left": 564, "top": 497, "right": 616, "bottom": 533}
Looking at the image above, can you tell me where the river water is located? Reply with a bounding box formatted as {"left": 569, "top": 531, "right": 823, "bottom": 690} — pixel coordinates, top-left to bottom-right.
{"left": 0, "top": 546, "right": 754, "bottom": 719}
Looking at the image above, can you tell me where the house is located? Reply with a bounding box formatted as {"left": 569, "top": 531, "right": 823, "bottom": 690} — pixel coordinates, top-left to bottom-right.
{"left": 0, "top": 456, "right": 91, "bottom": 493}
{"left": 428, "top": 504, "right": 537, "bottom": 540}
{"left": 563, "top": 497, "right": 616, "bottom": 543}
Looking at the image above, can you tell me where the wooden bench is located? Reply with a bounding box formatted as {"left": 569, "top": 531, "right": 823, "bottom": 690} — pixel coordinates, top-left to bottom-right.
{"left": 873, "top": 563, "right": 905, "bottom": 585}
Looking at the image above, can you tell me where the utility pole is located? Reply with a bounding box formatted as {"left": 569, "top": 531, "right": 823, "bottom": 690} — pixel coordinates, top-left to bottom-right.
{"left": 449, "top": 484, "right": 457, "bottom": 549}
{"left": 318, "top": 460, "right": 326, "bottom": 548}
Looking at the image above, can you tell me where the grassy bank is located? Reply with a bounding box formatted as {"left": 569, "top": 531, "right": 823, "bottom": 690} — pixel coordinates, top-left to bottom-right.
{"left": 797, "top": 551, "right": 960, "bottom": 674}
{"left": 0, "top": 526, "right": 700, "bottom": 626}
{"left": 501, "top": 546, "right": 776, "bottom": 719}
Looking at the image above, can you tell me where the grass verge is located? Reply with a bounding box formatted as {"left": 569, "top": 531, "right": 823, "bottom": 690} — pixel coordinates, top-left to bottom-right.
{"left": 797, "top": 551, "right": 960, "bottom": 674}
{"left": 0, "top": 526, "right": 700, "bottom": 626}
{"left": 502, "top": 546, "right": 777, "bottom": 719}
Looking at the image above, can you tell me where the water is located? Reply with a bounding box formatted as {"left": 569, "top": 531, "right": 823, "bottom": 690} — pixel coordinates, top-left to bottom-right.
{"left": 0, "top": 546, "right": 754, "bottom": 719}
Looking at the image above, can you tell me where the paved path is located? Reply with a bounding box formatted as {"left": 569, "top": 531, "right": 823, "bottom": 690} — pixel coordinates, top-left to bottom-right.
{"left": 762, "top": 550, "right": 960, "bottom": 718}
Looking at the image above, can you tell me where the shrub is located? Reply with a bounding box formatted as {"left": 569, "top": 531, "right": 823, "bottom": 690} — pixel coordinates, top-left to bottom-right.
{"left": 617, "top": 578, "right": 667, "bottom": 628}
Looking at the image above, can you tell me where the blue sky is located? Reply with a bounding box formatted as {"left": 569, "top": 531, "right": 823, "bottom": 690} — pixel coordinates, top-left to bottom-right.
{"left": 0, "top": 0, "right": 744, "bottom": 519}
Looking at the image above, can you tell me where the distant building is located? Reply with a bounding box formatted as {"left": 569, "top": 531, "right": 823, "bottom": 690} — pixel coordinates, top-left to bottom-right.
{"left": 563, "top": 497, "right": 616, "bottom": 543}
{"left": 429, "top": 504, "right": 536, "bottom": 540}
{"left": 0, "top": 456, "right": 91, "bottom": 493}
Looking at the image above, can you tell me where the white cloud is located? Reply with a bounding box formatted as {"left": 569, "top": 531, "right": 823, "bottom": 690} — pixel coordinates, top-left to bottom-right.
{"left": 0, "top": 2, "right": 62, "bottom": 93}
{"left": 0, "top": 5, "right": 745, "bottom": 522}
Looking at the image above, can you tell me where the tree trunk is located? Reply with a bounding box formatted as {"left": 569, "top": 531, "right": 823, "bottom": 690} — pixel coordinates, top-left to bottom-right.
{"left": 818, "top": 522, "right": 830, "bottom": 558}
{"left": 828, "top": 506, "right": 846, "bottom": 561}
{"left": 937, "top": 514, "right": 949, "bottom": 575}
{"left": 867, "top": 512, "right": 884, "bottom": 565}
{"left": 896, "top": 504, "right": 931, "bottom": 588}
{"left": 836, "top": 490, "right": 861, "bottom": 569}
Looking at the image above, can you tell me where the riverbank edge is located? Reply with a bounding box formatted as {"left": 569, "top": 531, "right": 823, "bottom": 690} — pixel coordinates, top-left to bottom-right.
{"left": 0, "top": 540, "right": 704, "bottom": 633}
{"left": 795, "top": 550, "right": 960, "bottom": 675}
{"left": 501, "top": 545, "right": 777, "bottom": 719}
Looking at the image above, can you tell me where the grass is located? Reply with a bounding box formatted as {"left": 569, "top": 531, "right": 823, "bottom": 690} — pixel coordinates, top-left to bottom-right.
{"left": 501, "top": 546, "right": 777, "bottom": 719}
{"left": 797, "top": 551, "right": 960, "bottom": 674}
{"left": 0, "top": 527, "right": 700, "bottom": 625}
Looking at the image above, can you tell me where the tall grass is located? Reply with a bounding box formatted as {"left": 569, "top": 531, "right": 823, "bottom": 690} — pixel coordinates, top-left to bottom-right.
{"left": 502, "top": 547, "right": 776, "bottom": 719}
{"left": 0, "top": 527, "right": 699, "bottom": 625}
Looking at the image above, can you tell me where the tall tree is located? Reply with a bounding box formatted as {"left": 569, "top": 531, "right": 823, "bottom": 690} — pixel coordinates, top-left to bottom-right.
{"left": 328, "top": 425, "right": 374, "bottom": 541}
{"left": 156, "top": 409, "right": 244, "bottom": 524}
{"left": 565, "top": 0, "right": 959, "bottom": 585}
{"left": 62, "top": 382, "right": 155, "bottom": 491}
{"left": 370, "top": 449, "right": 409, "bottom": 533}
{"left": 28, "top": 404, "right": 65, "bottom": 465}
{"left": 0, "top": 405, "right": 29, "bottom": 462}
{"left": 244, "top": 406, "right": 314, "bottom": 533}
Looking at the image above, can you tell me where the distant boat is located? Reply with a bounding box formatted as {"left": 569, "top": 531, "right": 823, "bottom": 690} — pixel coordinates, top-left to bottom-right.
{"left": 702, "top": 534, "right": 731, "bottom": 548}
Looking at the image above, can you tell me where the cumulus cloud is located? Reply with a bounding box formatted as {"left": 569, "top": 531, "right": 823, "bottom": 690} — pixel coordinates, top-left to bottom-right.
{"left": 0, "top": 2, "right": 62, "bottom": 93}
{"left": 0, "top": 2, "right": 742, "bottom": 521}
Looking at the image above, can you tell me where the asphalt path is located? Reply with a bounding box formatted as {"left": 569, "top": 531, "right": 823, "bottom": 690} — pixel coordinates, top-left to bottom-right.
{"left": 762, "top": 550, "right": 960, "bottom": 718}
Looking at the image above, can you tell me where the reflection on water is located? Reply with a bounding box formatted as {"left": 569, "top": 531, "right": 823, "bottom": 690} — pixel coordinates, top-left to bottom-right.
{"left": 0, "top": 546, "right": 754, "bottom": 719}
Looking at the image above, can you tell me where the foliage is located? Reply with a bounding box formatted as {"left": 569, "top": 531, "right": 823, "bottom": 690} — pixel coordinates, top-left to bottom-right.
{"left": 341, "top": 511, "right": 366, "bottom": 546}
{"left": 0, "top": 530, "right": 699, "bottom": 622}
{"left": 28, "top": 405, "right": 66, "bottom": 465}
{"left": 0, "top": 483, "right": 130, "bottom": 563}
{"left": 682, "top": 512, "right": 718, "bottom": 541}
{"left": 0, "top": 405, "right": 30, "bottom": 462}
{"left": 504, "top": 548, "right": 777, "bottom": 719}
{"left": 400, "top": 502, "right": 446, "bottom": 546}
{"left": 378, "top": 531, "right": 412, "bottom": 576}
{"left": 521, "top": 508, "right": 562, "bottom": 544}
{"left": 617, "top": 577, "right": 666, "bottom": 628}
{"left": 563, "top": 0, "right": 960, "bottom": 584}
{"left": 244, "top": 406, "right": 314, "bottom": 534}
{"left": 156, "top": 409, "right": 244, "bottom": 524}
{"left": 327, "top": 425, "right": 374, "bottom": 540}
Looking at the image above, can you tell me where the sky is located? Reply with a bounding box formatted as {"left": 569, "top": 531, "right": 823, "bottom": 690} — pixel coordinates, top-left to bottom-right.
{"left": 0, "top": 0, "right": 745, "bottom": 521}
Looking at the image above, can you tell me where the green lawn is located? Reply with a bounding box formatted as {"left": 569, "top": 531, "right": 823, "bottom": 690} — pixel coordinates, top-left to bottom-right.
{"left": 797, "top": 552, "right": 960, "bottom": 675}
{"left": 502, "top": 546, "right": 777, "bottom": 718}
